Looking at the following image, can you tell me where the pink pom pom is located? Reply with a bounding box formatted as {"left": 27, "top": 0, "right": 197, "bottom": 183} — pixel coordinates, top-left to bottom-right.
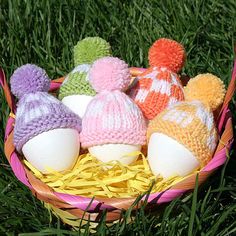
{"left": 89, "top": 57, "right": 131, "bottom": 92}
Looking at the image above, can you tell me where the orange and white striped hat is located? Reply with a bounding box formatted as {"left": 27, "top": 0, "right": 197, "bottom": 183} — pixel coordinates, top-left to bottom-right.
{"left": 147, "top": 73, "right": 226, "bottom": 166}
{"left": 128, "top": 38, "right": 186, "bottom": 120}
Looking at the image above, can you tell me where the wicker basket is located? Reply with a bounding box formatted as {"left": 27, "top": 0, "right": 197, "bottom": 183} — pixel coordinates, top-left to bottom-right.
{"left": 0, "top": 62, "right": 235, "bottom": 224}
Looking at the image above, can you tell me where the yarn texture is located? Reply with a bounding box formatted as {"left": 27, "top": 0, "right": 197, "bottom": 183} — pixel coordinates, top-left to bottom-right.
{"left": 128, "top": 38, "right": 186, "bottom": 120}
{"left": 58, "top": 68, "right": 96, "bottom": 100}
{"left": 80, "top": 57, "right": 147, "bottom": 148}
{"left": 147, "top": 101, "right": 218, "bottom": 166}
{"left": 10, "top": 64, "right": 50, "bottom": 99}
{"left": 129, "top": 66, "right": 184, "bottom": 120}
{"left": 11, "top": 64, "right": 82, "bottom": 152}
{"left": 81, "top": 91, "right": 147, "bottom": 147}
{"left": 148, "top": 38, "right": 185, "bottom": 73}
{"left": 185, "top": 73, "right": 226, "bottom": 111}
{"left": 147, "top": 72, "right": 226, "bottom": 166}
{"left": 74, "top": 37, "right": 111, "bottom": 65}
{"left": 89, "top": 57, "right": 130, "bottom": 92}
{"left": 59, "top": 37, "right": 111, "bottom": 99}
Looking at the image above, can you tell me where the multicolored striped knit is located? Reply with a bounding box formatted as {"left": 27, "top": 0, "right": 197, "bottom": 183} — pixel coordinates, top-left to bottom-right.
{"left": 58, "top": 37, "right": 111, "bottom": 100}
{"left": 147, "top": 73, "right": 226, "bottom": 167}
{"left": 81, "top": 90, "right": 147, "bottom": 147}
{"left": 80, "top": 57, "right": 147, "bottom": 148}
{"left": 129, "top": 66, "right": 184, "bottom": 120}
{"left": 10, "top": 64, "right": 82, "bottom": 152}
{"left": 128, "top": 38, "right": 186, "bottom": 120}
{"left": 147, "top": 100, "right": 218, "bottom": 166}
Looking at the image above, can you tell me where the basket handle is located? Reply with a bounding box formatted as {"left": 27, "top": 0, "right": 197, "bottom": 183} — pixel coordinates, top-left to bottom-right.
{"left": 217, "top": 59, "right": 236, "bottom": 131}
{"left": 223, "top": 59, "right": 236, "bottom": 108}
{"left": 0, "top": 68, "right": 16, "bottom": 113}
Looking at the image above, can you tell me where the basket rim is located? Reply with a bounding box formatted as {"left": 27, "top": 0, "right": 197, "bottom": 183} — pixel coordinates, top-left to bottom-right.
{"left": 3, "top": 105, "right": 234, "bottom": 221}
{"left": 1, "top": 65, "right": 235, "bottom": 222}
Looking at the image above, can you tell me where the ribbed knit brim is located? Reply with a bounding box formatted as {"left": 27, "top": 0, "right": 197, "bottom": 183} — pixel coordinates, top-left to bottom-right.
{"left": 147, "top": 101, "right": 218, "bottom": 166}
{"left": 58, "top": 64, "right": 96, "bottom": 100}
{"left": 14, "top": 92, "right": 82, "bottom": 152}
{"left": 80, "top": 90, "right": 147, "bottom": 148}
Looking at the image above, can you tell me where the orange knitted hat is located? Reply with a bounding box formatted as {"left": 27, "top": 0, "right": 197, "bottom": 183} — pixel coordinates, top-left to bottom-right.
{"left": 128, "top": 38, "right": 186, "bottom": 120}
{"left": 147, "top": 73, "right": 226, "bottom": 166}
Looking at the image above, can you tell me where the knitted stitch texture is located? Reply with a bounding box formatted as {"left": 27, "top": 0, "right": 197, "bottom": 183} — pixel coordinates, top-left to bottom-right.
{"left": 147, "top": 101, "right": 218, "bottom": 166}
{"left": 10, "top": 64, "right": 82, "bottom": 152}
{"left": 184, "top": 73, "right": 226, "bottom": 111}
{"left": 128, "top": 38, "right": 186, "bottom": 120}
{"left": 81, "top": 90, "right": 147, "bottom": 147}
{"left": 59, "top": 37, "right": 111, "bottom": 99}
{"left": 58, "top": 65, "right": 96, "bottom": 100}
{"left": 89, "top": 56, "right": 131, "bottom": 92}
{"left": 80, "top": 57, "right": 147, "bottom": 148}
{"left": 147, "top": 73, "right": 225, "bottom": 167}
{"left": 10, "top": 64, "right": 50, "bottom": 98}
{"left": 74, "top": 37, "right": 111, "bottom": 65}
{"left": 129, "top": 66, "right": 184, "bottom": 120}
{"left": 149, "top": 38, "right": 185, "bottom": 73}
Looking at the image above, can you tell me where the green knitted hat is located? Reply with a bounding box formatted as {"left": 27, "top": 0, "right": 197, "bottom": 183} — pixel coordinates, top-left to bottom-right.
{"left": 59, "top": 37, "right": 111, "bottom": 99}
{"left": 58, "top": 65, "right": 96, "bottom": 100}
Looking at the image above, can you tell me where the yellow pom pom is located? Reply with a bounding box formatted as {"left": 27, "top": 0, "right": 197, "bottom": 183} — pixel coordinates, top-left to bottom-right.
{"left": 184, "top": 73, "right": 226, "bottom": 111}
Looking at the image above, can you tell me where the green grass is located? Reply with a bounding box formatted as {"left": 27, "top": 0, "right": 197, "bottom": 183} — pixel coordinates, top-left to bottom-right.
{"left": 0, "top": 0, "right": 236, "bottom": 234}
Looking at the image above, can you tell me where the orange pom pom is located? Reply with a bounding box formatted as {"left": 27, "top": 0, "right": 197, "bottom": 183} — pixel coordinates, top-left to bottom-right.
{"left": 148, "top": 38, "right": 186, "bottom": 73}
{"left": 184, "top": 73, "right": 226, "bottom": 111}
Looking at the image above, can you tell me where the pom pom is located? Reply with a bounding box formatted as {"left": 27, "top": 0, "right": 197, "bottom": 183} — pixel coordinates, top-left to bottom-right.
{"left": 184, "top": 73, "right": 226, "bottom": 111}
{"left": 74, "top": 37, "right": 111, "bottom": 65}
{"left": 148, "top": 38, "right": 186, "bottom": 73}
{"left": 10, "top": 64, "right": 50, "bottom": 99}
{"left": 89, "top": 57, "right": 131, "bottom": 92}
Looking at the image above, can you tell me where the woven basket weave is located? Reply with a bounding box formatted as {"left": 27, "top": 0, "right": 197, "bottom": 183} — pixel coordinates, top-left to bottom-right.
{"left": 0, "top": 62, "right": 235, "bottom": 223}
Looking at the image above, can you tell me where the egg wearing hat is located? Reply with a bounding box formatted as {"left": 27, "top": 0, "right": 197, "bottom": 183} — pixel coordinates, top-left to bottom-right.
{"left": 58, "top": 37, "right": 111, "bottom": 118}
{"left": 10, "top": 64, "right": 82, "bottom": 173}
{"left": 80, "top": 57, "right": 147, "bottom": 165}
{"left": 147, "top": 74, "right": 226, "bottom": 178}
{"left": 129, "top": 38, "right": 186, "bottom": 120}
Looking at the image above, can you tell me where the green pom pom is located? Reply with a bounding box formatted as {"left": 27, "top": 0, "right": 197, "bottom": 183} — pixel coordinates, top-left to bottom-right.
{"left": 74, "top": 37, "right": 111, "bottom": 65}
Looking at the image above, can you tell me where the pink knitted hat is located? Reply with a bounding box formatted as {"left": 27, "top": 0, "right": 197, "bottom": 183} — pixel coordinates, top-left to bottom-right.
{"left": 80, "top": 57, "right": 147, "bottom": 148}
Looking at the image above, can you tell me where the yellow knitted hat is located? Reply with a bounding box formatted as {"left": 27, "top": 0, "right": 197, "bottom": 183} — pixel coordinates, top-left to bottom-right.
{"left": 147, "top": 73, "right": 226, "bottom": 166}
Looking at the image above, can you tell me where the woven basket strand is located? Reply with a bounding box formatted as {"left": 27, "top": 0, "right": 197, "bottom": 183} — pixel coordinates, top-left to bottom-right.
{"left": 0, "top": 62, "right": 235, "bottom": 222}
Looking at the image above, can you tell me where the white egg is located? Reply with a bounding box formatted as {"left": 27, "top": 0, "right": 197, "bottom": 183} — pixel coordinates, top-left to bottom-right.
{"left": 22, "top": 128, "right": 80, "bottom": 174}
{"left": 148, "top": 133, "right": 199, "bottom": 178}
{"left": 89, "top": 144, "right": 141, "bottom": 165}
{"left": 62, "top": 95, "right": 93, "bottom": 118}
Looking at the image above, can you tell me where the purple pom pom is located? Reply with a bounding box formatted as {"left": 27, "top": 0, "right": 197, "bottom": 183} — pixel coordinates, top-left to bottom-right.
{"left": 10, "top": 64, "right": 50, "bottom": 99}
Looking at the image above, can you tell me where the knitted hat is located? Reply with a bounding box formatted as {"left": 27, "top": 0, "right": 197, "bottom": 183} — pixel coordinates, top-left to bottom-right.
{"left": 147, "top": 73, "right": 226, "bottom": 166}
{"left": 80, "top": 57, "right": 147, "bottom": 148}
{"left": 58, "top": 37, "right": 111, "bottom": 100}
{"left": 128, "top": 38, "right": 186, "bottom": 120}
{"left": 10, "top": 64, "right": 82, "bottom": 153}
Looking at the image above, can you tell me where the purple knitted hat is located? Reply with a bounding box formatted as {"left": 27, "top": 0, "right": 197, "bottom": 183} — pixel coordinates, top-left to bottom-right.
{"left": 80, "top": 57, "right": 147, "bottom": 148}
{"left": 10, "top": 64, "right": 82, "bottom": 152}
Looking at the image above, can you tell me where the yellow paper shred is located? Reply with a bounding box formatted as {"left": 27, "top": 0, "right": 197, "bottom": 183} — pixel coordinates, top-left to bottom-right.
{"left": 24, "top": 152, "right": 199, "bottom": 198}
